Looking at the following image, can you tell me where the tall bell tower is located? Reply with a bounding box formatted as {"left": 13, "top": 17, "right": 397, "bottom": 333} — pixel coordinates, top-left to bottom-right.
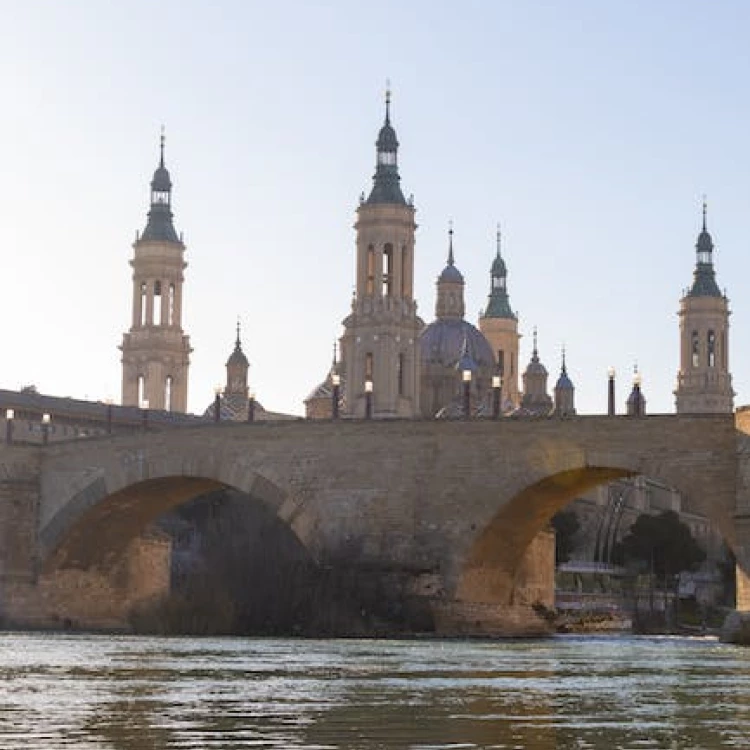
{"left": 120, "top": 133, "right": 192, "bottom": 412}
{"left": 339, "top": 90, "right": 423, "bottom": 417}
{"left": 479, "top": 226, "right": 520, "bottom": 408}
{"left": 675, "top": 201, "right": 733, "bottom": 414}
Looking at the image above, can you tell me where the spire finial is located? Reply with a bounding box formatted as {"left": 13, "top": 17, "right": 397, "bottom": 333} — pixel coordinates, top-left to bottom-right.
{"left": 159, "top": 125, "right": 165, "bottom": 168}
{"left": 561, "top": 345, "right": 567, "bottom": 375}
{"left": 235, "top": 317, "right": 242, "bottom": 349}
{"left": 332, "top": 339, "right": 338, "bottom": 366}
{"left": 533, "top": 326, "right": 538, "bottom": 357}
{"left": 496, "top": 222, "right": 502, "bottom": 258}
{"left": 385, "top": 79, "right": 391, "bottom": 125}
{"left": 448, "top": 219, "right": 455, "bottom": 266}
{"left": 702, "top": 194, "right": 708, "bottom": 232}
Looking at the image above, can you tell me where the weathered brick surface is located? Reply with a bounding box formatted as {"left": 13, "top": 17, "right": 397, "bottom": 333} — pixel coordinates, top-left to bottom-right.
{"left": 1, "top": 534, "right": 170, "bottom": 629}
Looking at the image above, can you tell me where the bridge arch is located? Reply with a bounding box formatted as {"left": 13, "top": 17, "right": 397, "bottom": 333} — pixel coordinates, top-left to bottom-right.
{"left": 40, "top": 439, "right": 297, "bottom": 573}
{"left": 28, "top": 415, "right": 741, "bottom": 635}
{"left": 455, "top": 447, "right": 737, "bottom": 607}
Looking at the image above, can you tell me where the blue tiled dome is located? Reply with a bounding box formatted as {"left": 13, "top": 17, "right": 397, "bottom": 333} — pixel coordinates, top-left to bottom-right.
{"left": 438, "top": 263, "right": 464, "bottom": 283}
{"left": 419, "top": 319, "right": 494, "bottom": 369}
{"left": 555, "top": 371, "right": 574, "bottom": 390}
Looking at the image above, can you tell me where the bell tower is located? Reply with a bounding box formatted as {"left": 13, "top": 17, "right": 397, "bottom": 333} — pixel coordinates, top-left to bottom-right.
{"left": 120, "top": 133, "right": 192, "bottom": 412}
{"left": 339, "top": 90, "right": 423, "bottom": 417}
{"left": 479, "top": 226, "right": 520, "bottom": 408}
{"left": 674, "top": 201, "right": 733, "bottom": 414}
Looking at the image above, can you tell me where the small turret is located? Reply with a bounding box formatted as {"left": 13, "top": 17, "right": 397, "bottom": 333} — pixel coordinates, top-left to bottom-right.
{"left": 520, "top": 328, "right": 553, "bottom": 415}
{"left": 225, "top": 319, "right": 249, "bottom": 397}
{"left": 553, "top": 348, "right": 576, "bottom": 416}
{"left": 484, "top": 225, "right": 516, "bottom": 319}
{"left": 435, "top": 223, "right": 465, "bottom": 319}
{"left": 627, "top": 368, "right": 646, "bottom": 416}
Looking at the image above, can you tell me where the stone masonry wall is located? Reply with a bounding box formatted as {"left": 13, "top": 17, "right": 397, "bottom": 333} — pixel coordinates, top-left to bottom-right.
{"left": 19, "top": 415, "right": 742, "bottom": 635}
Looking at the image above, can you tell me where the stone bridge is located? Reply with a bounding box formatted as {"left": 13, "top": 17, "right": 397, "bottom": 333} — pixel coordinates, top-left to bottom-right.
{"left": 1, "top": 413, "right": 749, "bottom": 636}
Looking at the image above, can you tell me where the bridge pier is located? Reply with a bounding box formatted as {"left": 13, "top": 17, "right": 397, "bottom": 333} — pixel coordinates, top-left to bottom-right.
{"left": 721, "top": 515, "right": 750, "bottom": 643}
{"left": 0, "top": 447, "right": 42, "bottom": 623}
{"left": 0, "top": 445, "right": 170, "bottom": 630}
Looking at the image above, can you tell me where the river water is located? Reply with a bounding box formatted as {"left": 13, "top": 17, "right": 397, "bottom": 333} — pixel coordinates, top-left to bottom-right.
{"left": 0, "top": 633, "right": 749, "bottom": 749}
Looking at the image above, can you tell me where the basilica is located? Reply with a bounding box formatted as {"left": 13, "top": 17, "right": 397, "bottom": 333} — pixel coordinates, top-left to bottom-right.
{"left": 302, "top": 92, "right": 733, "bottom": 423}
{"left": 0, "top": 93, "right": 734, "bottom": 440}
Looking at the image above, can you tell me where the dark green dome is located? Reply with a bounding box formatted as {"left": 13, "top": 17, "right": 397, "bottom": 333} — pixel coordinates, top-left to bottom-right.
{"left": 365, "top": 92, "right": 407, "bottom": 206}
{"left": 491, "top": 253, "right": 506, "bottom": 277}
{"left": 688, "top": 205, "right": 722, "bottom": 298}
{"left": 696, "top": 228, "right": 713, "bottom": 253}
{"left": 376, "top": 121, "right": 398, "bottom": 152}
{"left": 151, "top": 164, "right": 172, "bottom": 192}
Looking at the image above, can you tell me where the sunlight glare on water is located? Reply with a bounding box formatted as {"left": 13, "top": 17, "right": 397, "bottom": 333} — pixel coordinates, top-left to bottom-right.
{"left": 0, "top": 633, "right": 748, "bottom": 749}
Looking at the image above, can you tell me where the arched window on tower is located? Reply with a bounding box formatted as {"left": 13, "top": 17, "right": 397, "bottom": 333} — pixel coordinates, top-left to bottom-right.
{"left": 397, "top": 353, "right": 405, "bottom": 396}
{"left": 165, "top": 376, "right": 173, "bottom": 412}
{"left": 168, "top": 284, "right": 175, "bottom": 326}
{"left": 366, "top": 245, "right": 375, "bottom": 295}
{"left": 497, "top": 350, "right": 505, "bottom": 376}
{"left": 383, "top": 244, "right": 393, "bottom": 296}
{"left": 721, "top": 330, "right": 727, "bottom": 369}
{"left": 137, "top": 375, "right": 145, "bottom": 407}
{"left": 365, "top": 352, "right": 374, "bottom": 382}
{"left": 708, "top": 330, "right": 716, "bottom": 367}
{"left": 692, "top": 331, "right": 700, "bottom": 367}
{"left": 140, "top": 282, "right": 147, "bottom": 326}
{"left": 401, "top": 245, "right": 408, "bottom": 297}
{"left": 153, "top": 281, "right": 162, "bottom": 326}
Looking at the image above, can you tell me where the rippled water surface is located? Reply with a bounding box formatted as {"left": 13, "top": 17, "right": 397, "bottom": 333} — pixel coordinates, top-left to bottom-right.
{"left": 0, "top": 633, "right": 749, "bottom": 748}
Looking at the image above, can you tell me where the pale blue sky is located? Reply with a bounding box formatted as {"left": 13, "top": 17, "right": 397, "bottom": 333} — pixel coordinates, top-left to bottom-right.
{"left": 2, "top": 1, "right": 750, "bottom": 415}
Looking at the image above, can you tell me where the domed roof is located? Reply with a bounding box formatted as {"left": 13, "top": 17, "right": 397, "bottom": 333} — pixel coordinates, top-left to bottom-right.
{"left": 227, "top": 341, "right": 248, "bottom": 368}
{"left": 151, "top": 133, "right": 172, "bottom": 192}
{"left": 554, "top": 353, "right": 574, "bottom": 390}
{"left": 305, "top": 377, "right": 333, "bottom": 402}
{"left": 151, "top": 164, "right": 172, "bottom": 192}
{"left": 140, "top": 135, "right": 179, "bottom": 244}
{"left": 419, "top": 319, "right": 494, "bottom": 370}
{"left": 439, "top": 263, "right": 464, "bottom": 283}
{"left": 491, "top": 253, "right": 507, "bottom": 277}
{"left": 626, "top": 385, "right": 646, "bottom": 405}
{"left": 689, "top": 204, "right": 722, "bottom": 297}
{"left": 376, "top": 121, "right": 398, "bottom": 152}
{"left": 438, "top": 227, "right": 464, "bottom": 283}
{"left": 555, "top": 371, "right": 574, "bottom": 390}
{"left": 696, "top": 227, "right": 713, "bottom": 255}
{"left": 203, "top": 393, "right": 263, "bottom": 421}
{"left": 525, "top": 357, "right": 548, "bottom": 376}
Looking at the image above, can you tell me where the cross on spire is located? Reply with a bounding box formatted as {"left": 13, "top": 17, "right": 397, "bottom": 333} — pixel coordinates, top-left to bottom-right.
{"left": 448, "top": 220, "right": 455, "bottom": 266}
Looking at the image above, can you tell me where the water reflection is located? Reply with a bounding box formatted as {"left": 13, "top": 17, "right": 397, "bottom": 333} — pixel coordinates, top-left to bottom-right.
{"left": 0, "top": 634, "right": 749, "bottom": 748}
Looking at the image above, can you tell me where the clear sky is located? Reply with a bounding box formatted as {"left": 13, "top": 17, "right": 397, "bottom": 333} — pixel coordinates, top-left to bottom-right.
{"left": 2, "top": 1, "right": 750, "bottom": 416}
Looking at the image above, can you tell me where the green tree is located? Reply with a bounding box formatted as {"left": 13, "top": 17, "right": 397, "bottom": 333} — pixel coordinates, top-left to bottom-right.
{"left": 552, "top": 509, "right": 580, "bottom": 564}
{"left": 619, "top": 510, "right": 705, "bottom": 576}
